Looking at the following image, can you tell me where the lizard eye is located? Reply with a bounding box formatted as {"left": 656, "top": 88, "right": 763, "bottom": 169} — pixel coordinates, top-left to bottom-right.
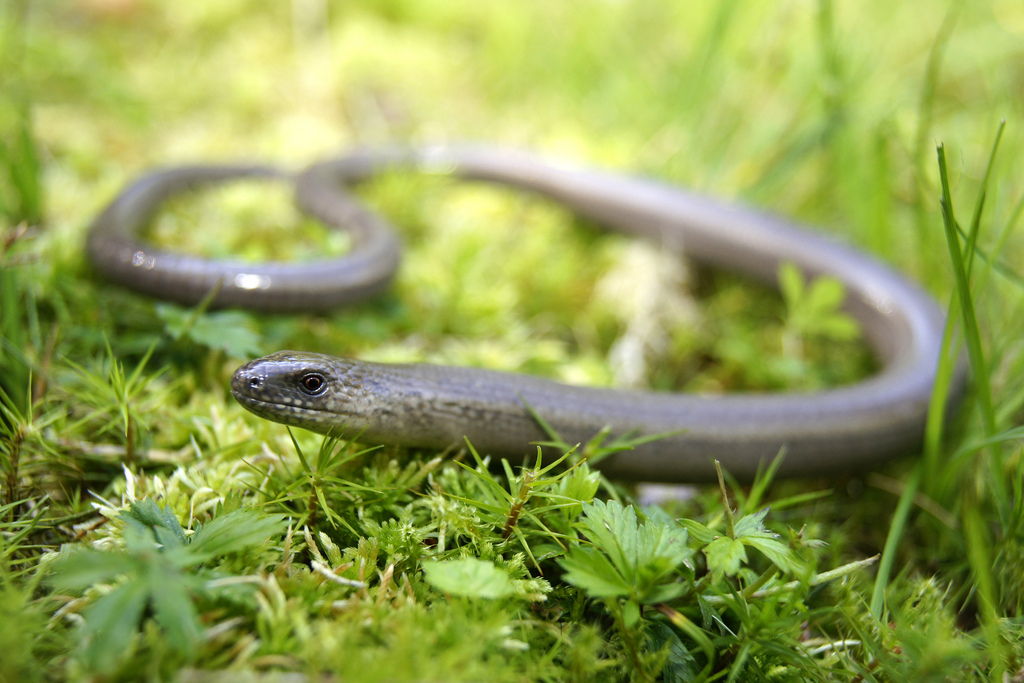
{"left": 299, "top": 373, "right": 327, "bottom": 396}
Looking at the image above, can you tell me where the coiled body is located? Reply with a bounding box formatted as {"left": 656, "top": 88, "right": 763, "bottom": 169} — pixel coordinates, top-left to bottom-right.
{"left": 88, "top": 146, "right": 963, "bottom": 481}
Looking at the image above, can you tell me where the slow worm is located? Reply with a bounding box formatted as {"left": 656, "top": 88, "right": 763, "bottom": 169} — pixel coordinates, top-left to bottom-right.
{"left": 87, "top": 146, "right": 963, "bottom": 481}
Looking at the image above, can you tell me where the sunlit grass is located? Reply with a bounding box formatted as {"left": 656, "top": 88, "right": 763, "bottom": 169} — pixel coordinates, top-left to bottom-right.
{"left": 2, "top": 0, "right": 1024, "bottom": 679}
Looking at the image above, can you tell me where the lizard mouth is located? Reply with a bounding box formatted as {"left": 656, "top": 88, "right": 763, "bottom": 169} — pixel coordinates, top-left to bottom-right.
{"left": 229, "top": 379, "right": 335, "bottom": 430}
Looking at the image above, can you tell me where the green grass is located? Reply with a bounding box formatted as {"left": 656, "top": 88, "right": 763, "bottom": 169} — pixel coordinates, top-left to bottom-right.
{"left": 3, "top": 0, "right": 1024, "bottom": 680}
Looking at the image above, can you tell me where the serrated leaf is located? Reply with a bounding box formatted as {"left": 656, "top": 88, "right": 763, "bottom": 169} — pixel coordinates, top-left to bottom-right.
{"left": 743, "top": 536, "right": 801, "bottom": 574}
{"left": 558, "top": 464, "right": 601, "bottom": 521}
{"left": 422, "top": 558, "right": 514, "bottom": 599}
{"left": 561, "top": 501, "right": 692, "bottom": 603}
{"left": 634, "top": 524, "right": 691, "bottom": 602}
{"left": 48, "top": 550, "right": 141, "bottom": 591}
{"left": 559, "top": 548, "right": 632, "bottom": 598}
{"left": 188, "top": 509, "right": 287, "bottom": 560}
{"left": 578, "top": 500, "right": 640, "bottom": 580}
{"left": 80, "top": 579, "right": 149, "bottom": 673}
{"left": 148, "top": 565, "right": 202, "bottom": 657}
{"left": 704, "top": 536, "right": 746, "bottom": 577}
{"left": 733, "top": 507, "right": 772, "bottom": 539}
{"left": 642, "top": 581, "right": 690, "bottom": 603}
{"left": 51, "top": 501, "right": 287, "bottom": 674}
{"left": 678, "top": 518, "right": 719, "bottom": 545}
{"left": 153, "top": 524, "right": 187, "bottom": 552}
{"left": 647, "top": 621, "right": 700, "bottom": 683}
{"left": 121, "top": 499, "right": 187, "bottom": 544}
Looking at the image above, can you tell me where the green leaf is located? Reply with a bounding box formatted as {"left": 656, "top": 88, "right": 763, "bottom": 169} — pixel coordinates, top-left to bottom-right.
{"left": 622, "top": 599, "right": 642, "bottom": 629}
{"left": 153, "top": 525, "right": 187, "bottom": 554}
{"left": 187, "top": 509, "right": 287, "bottom": 560}
{"left": 636, "top": 519, "right": 691, "bottom": 570}
{"left": 742, "top": 536, "right": 801, "bottom": 574}
{"left": 732, "top": 507, "right": 771, "bottom": 539}
{"left": 559, "top": 548, "right": 632, "bottom": 598}
{"left": 121, "top": 499, "right": 187, "bottom": 545}
{"left": 50, "top": 504, "right": 287, "bottom": 673}
{"left": 704, "top": 536, "right": 746, "bottom": 577}
{"left": 560, "top": 500, "right": 691, "bottom": 603}
{"left": 677, "top": 518, "right": 718, "bottom": 545}
{"left": 148, "top": 565, "right": 202, "bottom": 658}
{"left": 642, "top": 581, "right": 690, "bottom": 603}
{"left": 79, "top": 579, "right": 149, "bottom": 673}
{"left": 804, "top": 276, "right": 846, "bottom": 312}
{"left": 816, "top": 315, "right": 860, "bottom": 340}
{"left": 647, "top": 621, "right": 700, "bottom": 683}
{"left": 778, "top": 263, "right": 860, "bottom": 343}
{"left": 156, "top": 304, "right": 264, "bottom": 357}
{"left": 422, "top": 558, "right": 515, "bottom": 599}
{"left": 557, "top": 463, "right": 601, "bottom": 521}
{"left": 48, "top": 550, "right": 141, "bottom": 591}
{"left": 577, "top": 500, "right": 641, "bottom": 580}
{"left": 778, "top": 262, "right": 804, "bottom": 309}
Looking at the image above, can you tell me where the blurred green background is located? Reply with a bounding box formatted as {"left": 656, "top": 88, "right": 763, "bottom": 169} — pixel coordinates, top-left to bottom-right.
{"left": 12, "top": 0, "right": 1023, "bottom": 250}
{"left": 8, "top": 0, "right": 1023, "bottom": 390}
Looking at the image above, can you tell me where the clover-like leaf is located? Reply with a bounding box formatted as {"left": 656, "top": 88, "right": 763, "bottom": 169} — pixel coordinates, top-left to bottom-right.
{"left": 422, "top": 558, "right": 515, "bottom": 599}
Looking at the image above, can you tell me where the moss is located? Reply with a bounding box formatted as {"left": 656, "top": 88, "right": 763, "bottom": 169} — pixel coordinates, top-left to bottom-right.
{"left": 2, "top": 0, "right": 1024, "bottom": 679}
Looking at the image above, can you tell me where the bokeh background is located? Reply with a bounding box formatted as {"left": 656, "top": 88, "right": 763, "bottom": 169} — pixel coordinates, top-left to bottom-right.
{"left": 15, "top": 1, "right": 1023, "bottom": 251}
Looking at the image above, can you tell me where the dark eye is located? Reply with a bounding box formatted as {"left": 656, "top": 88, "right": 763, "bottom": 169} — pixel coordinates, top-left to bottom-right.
{"left": 299, "top": 373, "right": 327, "bottom": 396}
